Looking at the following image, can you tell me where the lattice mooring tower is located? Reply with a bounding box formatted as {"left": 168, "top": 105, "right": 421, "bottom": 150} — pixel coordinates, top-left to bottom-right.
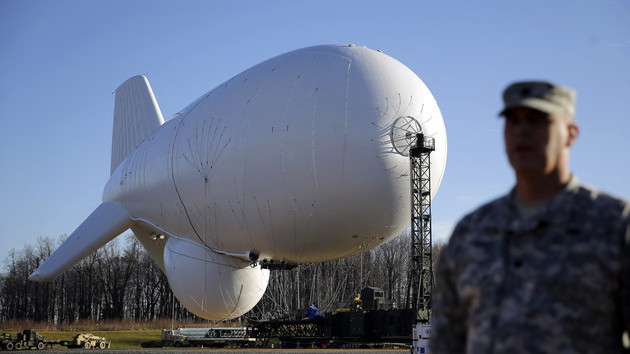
{"left": 406, "top": 133, "right": 435, "bottom": 323}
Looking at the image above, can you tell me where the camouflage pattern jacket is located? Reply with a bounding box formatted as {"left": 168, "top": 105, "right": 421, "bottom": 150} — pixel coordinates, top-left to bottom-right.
{"left": 431, "top": 176, "right": 630, "bottom": 353}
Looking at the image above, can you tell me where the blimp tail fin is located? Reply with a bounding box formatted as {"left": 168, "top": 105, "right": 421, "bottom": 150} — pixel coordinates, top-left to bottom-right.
{"left": 111, "top": 75, "right": 165, "bottom": 174}
{"left": 29, "top": 202, "right": 132, "bottom": 282}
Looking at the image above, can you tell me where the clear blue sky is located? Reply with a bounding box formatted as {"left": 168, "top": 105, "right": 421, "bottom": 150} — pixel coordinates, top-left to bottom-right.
{"left": 1, "top": 0, "right": 629, "bottom": 263}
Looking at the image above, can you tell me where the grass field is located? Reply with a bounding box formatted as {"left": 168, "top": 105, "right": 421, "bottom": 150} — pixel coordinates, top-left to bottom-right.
{"left": 0, "top": 319, "right": 250, "bottom": 349}
{"left": 40, "top": 330, "right": 161, "bottom": 349}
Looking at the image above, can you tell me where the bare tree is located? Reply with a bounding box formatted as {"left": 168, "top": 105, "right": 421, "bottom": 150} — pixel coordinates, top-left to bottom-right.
{"left": 0, "top": 229, "right": 444, "bottom": 324}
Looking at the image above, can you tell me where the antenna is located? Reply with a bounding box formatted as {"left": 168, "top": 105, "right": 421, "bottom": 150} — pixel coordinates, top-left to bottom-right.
{"left": 390, "top": 116, "right": 423, "bottom": 156}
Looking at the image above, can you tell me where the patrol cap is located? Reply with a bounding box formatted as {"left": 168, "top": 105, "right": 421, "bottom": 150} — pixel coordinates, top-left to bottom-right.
{"left": 499, "top": 80, "right": 576, "bottom": 118}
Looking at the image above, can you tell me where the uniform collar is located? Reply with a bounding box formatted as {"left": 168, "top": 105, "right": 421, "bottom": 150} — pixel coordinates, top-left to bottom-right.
{"left": 486, "top": 175, "right": 579, "bottom": 234}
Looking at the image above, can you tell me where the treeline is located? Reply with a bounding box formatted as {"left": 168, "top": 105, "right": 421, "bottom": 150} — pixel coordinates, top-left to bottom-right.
{"left": 0, "top": 235, "right": 182, "bottom": 324}
{"left": 0, "top": 232, "right": 444, "bottom": 324}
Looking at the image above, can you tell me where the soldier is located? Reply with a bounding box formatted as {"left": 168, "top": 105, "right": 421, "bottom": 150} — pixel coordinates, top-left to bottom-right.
{"left": 431, "top": 81, "right": 630, "bottom": 353}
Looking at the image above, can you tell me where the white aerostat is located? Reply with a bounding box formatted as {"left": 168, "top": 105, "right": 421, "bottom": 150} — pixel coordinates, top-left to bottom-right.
{"left": 30, "top": 44, "right": 447, "bottom": 320}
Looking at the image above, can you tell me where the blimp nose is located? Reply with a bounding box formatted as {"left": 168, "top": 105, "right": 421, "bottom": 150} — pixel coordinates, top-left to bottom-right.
{"left": 160, "top": 45, "right": 446, "bottom": 265}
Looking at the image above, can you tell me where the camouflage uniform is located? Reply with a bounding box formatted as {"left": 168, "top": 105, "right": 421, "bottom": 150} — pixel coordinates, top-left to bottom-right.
{"left": 431, "top": 176, "right": 630, "bottom": 353}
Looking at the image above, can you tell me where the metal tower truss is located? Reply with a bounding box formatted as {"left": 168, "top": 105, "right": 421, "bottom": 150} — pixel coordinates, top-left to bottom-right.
{"left": 407, "top": 133, "right": 435, "bottom": 323}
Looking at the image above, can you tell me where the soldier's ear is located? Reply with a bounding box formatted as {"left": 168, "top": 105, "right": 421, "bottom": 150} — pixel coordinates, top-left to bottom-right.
{"left": 567, "top": 123, "right": 579, "bottom": 147}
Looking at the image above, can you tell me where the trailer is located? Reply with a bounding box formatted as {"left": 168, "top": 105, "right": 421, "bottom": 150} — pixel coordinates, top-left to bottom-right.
{"left": 251, "top": 309, "right": 414, "bottom": 350}
{"left": 250, "top": 289, "right": 415, "bottom": 349}
{"left": 142, "top": 328, "right": 255, "bottom": 348}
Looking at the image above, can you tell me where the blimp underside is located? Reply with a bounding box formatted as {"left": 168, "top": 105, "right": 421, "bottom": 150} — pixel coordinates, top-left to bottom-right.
{"left": 30, "top": 45, "right": 446, "bottom": 321}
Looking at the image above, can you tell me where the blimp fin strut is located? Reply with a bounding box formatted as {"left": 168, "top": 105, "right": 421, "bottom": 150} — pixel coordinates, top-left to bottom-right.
{"left": 111, "top": 75, "right": 165, "bottom": 174}
{"left": 29, "top": 202, "right": 132, "bottom": 282}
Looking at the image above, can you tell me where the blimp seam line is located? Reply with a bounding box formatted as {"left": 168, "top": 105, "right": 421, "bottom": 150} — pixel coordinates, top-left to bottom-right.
{"left": 241, "top": 59, "right": 277, "bottom": 215}
{"left": 341, "top": 59, "right": 351, "bottom": 181}
{"left": 222, "top": 284, "right": 244, "bottom": 321}
{"left": 299, "top": 205, "right": 314, "bottom": 262}
{"left": 203, "top": 180, "right": 208, "bottom": 303}
{"left": 311, "top": 88, "right": 318, "bottom": 190}
{"left": 267, "top": 199, "right": 278, "bottom": 257}
{"left": 280, "top": 53, "right": 313, "bottom": 176}
{"left": 253, "top": 195, "right": 275, "bottom": 257}
{"left": 227, "top": 200, "right": 255, "bottom": 250}
{"left": 169, "top": 117, "right": 205, "bottom": 246}
{"left": 293, "top": 205, "right": 298, "bottom": 261}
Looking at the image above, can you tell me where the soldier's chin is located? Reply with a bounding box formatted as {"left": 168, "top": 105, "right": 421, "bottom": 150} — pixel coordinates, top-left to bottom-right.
{"left": 509, "top": 158, "right": 545, "bottom": 175}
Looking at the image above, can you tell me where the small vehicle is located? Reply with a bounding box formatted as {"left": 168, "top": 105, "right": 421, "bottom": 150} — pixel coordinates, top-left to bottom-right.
{"left": 67, "top": 333, "right": 110, "bottom": 349}
{"left": 161, "top": 329, "right": 188, "bottom": 347}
